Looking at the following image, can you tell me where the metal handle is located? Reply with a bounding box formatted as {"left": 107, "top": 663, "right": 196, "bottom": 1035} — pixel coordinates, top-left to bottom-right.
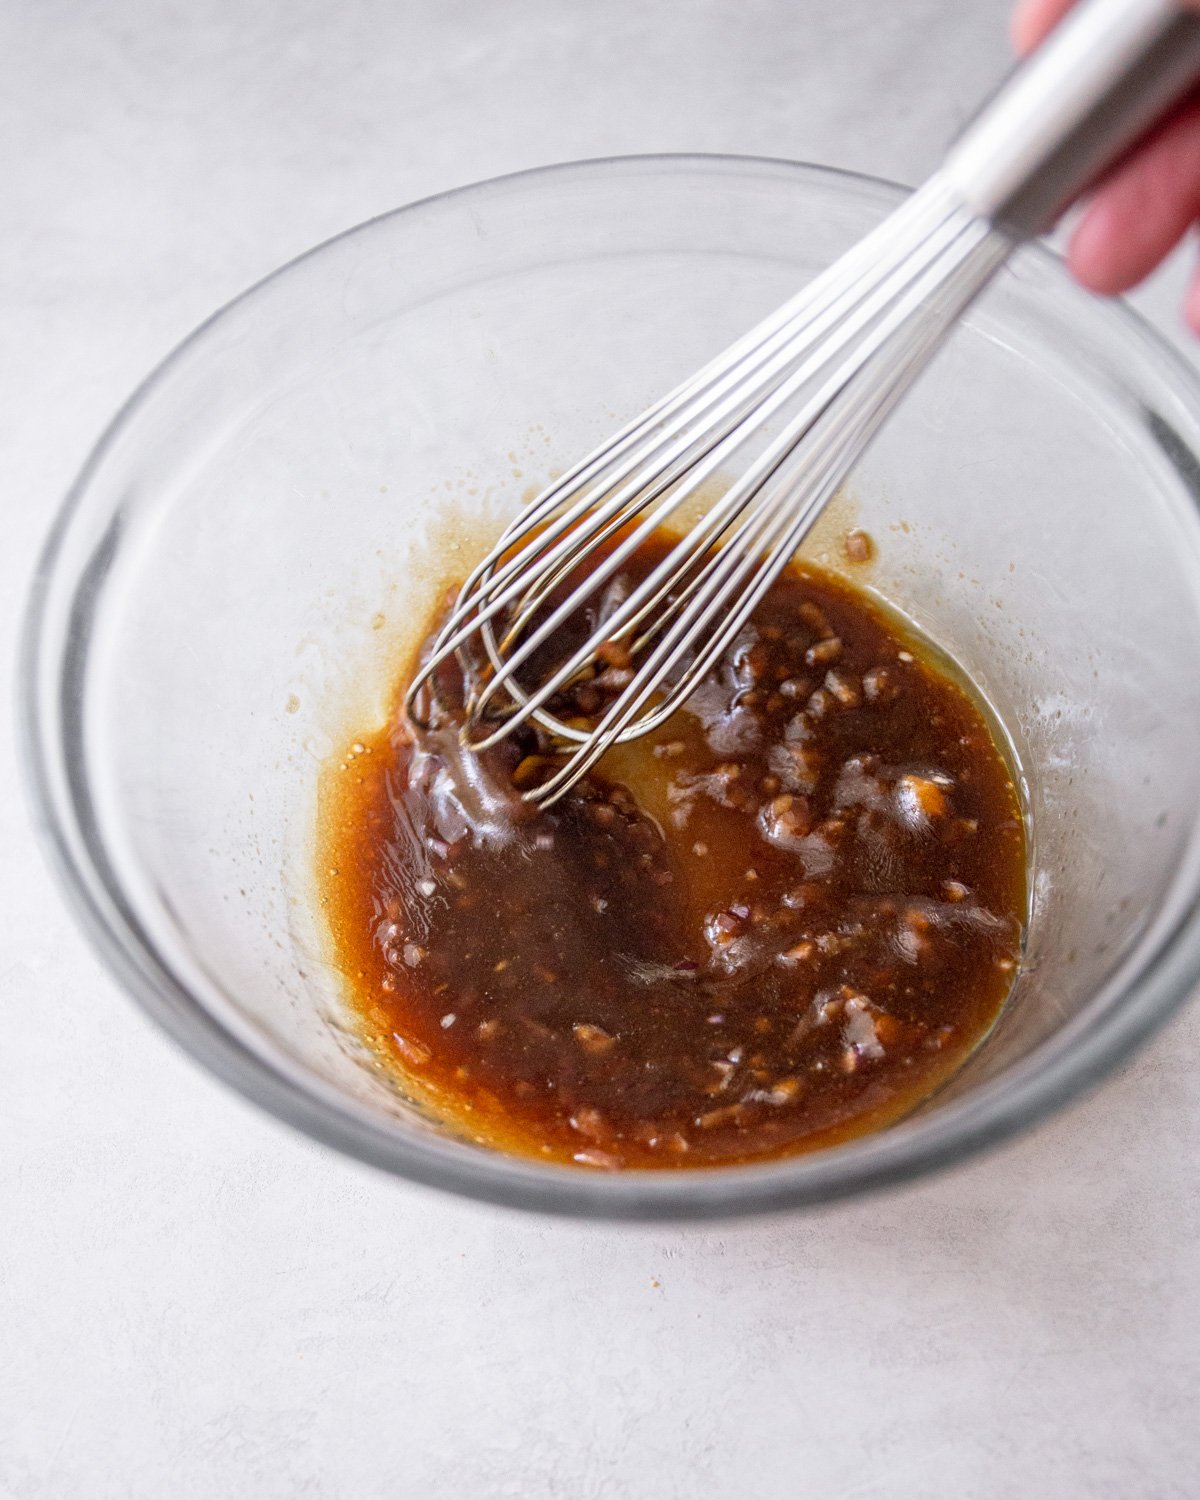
{"left": 941, "top": 0, "right": 1200, "bottom": 237}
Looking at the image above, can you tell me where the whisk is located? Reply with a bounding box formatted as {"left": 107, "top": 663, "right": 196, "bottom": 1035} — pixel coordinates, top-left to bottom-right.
{"left": 407, "top": 0, "right": 1200, "bottom": 806}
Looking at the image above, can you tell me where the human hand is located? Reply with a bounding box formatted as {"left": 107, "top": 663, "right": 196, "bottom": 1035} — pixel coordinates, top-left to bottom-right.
{"left": 1012, "top": 0, "right": 1200, "bottom": 330}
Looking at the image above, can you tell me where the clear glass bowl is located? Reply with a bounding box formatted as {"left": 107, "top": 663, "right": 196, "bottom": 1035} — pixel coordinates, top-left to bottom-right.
{"left": 21, "top": 156, "right": 1200, "bottom": 1219}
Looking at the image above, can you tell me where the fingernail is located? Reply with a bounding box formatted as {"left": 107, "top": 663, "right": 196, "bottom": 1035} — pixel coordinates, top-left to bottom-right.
{"left": 1186, "top": 277, "right": 1200, "bottom": 338}
{"left": 1068, "top": 203, "right": 1122, "bottom": 295}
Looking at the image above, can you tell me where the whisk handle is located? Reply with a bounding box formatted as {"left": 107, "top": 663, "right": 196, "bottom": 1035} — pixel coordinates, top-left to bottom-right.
{"left": 942, "top": 0, "right": 1200, "bottom": 237}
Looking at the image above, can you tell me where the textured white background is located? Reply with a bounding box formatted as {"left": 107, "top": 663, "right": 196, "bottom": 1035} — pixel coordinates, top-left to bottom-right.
{"left": 3, "top": 2, "right": 1199, "bottom": 1496}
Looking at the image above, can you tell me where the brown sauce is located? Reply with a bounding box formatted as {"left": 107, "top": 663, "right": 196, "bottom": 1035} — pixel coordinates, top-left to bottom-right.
{"left": 319, "top": 530, "right": 1026, "bottom": 1169}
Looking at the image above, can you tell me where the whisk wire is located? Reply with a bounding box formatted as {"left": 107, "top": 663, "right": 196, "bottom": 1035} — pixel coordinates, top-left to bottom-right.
{"left": 403, "top": 185, "right": 950, "bottom": 721}
{"left": 466, "top": 191, "right": 982, "bottom": 742}
{"left": 406, "top": 178, "right": 1014, "bottom": 802}
{"left": 490, "top": 219, "right": 937, "bottom": 647}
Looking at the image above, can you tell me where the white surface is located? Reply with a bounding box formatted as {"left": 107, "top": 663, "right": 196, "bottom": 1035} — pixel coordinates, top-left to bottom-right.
{"left": 3, "top": 1, "right": 1199, "bottom": 1496}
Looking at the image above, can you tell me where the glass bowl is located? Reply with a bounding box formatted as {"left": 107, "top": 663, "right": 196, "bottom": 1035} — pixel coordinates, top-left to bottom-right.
{"left": 21, "top": 155, "right": 1200, "bottom": 1220}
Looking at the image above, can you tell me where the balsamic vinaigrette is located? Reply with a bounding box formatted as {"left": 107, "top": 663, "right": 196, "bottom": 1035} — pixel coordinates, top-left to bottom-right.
{"left": 319, "top": 529, "right": 1026, "bottom": 1169}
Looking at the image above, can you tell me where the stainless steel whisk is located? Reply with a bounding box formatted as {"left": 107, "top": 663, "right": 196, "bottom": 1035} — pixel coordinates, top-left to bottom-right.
{"left": 407, "top": 0, "right": 1200, "bottom": 806}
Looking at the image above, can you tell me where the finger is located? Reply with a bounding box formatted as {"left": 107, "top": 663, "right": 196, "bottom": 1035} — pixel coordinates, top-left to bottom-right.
{"left": 1011, "top": 0, "right": 1077, "bottom": 55}
{"left": 1187, "top": 262, "right": 1200, "bottom": 336}
{"left": 1010, "top": 0, "right": 1200, "bottom": 55}
{"left": 1068, "top": 98, "right": 1200, "bottom": 293}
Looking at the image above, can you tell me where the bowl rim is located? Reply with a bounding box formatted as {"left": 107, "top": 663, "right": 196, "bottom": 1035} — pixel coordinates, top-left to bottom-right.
{"left": 20, "top": 150, "right": 1200, "bottom": 1221}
